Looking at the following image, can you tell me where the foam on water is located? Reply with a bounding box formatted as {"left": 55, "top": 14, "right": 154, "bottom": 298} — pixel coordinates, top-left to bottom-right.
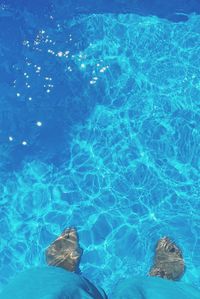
{"left": 0, "top": 10, "right": 200, "bottom": 296}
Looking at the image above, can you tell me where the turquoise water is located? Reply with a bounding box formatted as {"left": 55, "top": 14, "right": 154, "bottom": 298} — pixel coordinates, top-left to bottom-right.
{"left": 0, "top": 3, "right": 200, "bottom": 297}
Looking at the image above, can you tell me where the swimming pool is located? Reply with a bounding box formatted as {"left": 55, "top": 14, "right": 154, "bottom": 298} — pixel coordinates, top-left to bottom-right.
{"left": 0, "top": 0, "right": 200, "bottom": 296}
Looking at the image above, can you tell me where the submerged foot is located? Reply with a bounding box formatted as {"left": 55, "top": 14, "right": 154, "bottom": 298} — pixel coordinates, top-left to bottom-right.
{"left": 149, "top": 236, "right": 185, "bottom": 280}
{"left": 45, "top": 227, "right": 83, "bottom": 272}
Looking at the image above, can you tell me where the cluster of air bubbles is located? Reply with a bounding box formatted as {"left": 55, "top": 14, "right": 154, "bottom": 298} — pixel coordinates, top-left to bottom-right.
{"left": 34, "top": 65, "right": 41, "bottom": 74}
{"left": 7, "top": 119, "right": 42, "bottom": 145}
{"left": 8, "top": 137, "right": 28, "bottom": 146}
{"left": 8, "top": 23, "right": 103, "bottom": 146}
{"left": 22, "top": 40, "right": 30, "bottom": 48}
{"left": 73, "top": 50, "right": 110, "bottom": 85}
{"left": 10, "top": 24, "right": 71, "bottom": 146}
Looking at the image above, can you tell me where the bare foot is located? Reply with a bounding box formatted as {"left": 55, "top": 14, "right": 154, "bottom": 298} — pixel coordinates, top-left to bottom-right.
{"left": 149, "top": 236, "right": 185, "bottom": 280}
{"left": 45, "top": 228, "right": 83, "bottom": 272}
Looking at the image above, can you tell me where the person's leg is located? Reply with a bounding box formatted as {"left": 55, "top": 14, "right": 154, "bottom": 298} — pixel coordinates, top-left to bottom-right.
{"left": 149, "top": 236, "right": 185, "bottom": 280}
{"left": 112, "top": 237, "right": 198, "bottom": 299}
{"left": 0, "top": 228, "right": 107, "bottom": 299}
{"left": 112, "top": 276, "right": 200, "bottom": 299}
{"left": 0, "top": 267, "right": 107, "bottom": 299}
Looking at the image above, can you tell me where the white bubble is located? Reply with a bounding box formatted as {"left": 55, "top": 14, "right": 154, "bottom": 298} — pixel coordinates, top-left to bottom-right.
{"left": 100, "top": 67, "right": 106, "bottom": 73}
{"left": 17, "top": 93, "right": 20, "bottom": 97}
{"left": 48, "top": 49, "right": 54, "bottom": 54}
{"left": 80, "top": 63, "right": 86, "bottom": 69}
{"left": 28, "top": 97, "right": 32, "bottom": 101}
{"left": 57, "top": 51, "right": 63, "bottom": 57}
{"left": 36, "top": 121, "right": 42, "bottom": 127}
{"left": 22, "top": 141, "right": 27, "bottom": 146}
{"left": 9, "top": 136, "right": 13, "bottom": 141}
{"left": 46, "top": 89, "right": 51, "bottom": 93}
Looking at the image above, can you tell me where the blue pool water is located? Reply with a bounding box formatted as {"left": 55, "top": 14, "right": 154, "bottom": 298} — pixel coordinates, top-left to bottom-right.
{"left": 0, "top": 0, "right": 200, "bottom": 296}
